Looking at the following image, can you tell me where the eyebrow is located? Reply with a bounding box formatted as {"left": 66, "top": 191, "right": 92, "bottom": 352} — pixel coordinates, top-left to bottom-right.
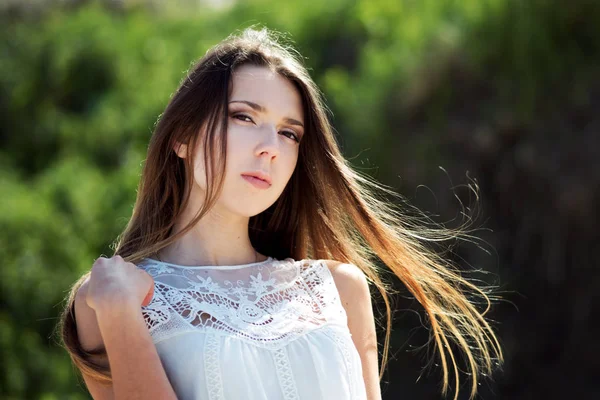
{"left": 229, "top": 100, "right": 304, "bottom": 128}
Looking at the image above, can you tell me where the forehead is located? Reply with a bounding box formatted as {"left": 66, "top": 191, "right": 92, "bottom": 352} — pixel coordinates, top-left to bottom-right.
{"left": 230, "top": 64, "right": 304, "bottom": 120}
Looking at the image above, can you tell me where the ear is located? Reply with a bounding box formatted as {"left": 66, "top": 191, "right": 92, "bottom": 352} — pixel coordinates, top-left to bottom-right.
{"left": 173, "top": 141, "right": 188, "bottom": 159}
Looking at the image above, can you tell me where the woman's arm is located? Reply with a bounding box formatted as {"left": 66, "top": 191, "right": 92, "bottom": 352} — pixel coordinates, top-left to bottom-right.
{"left": 325, "top": 261, "right": 383, "bottom": 400}
{"left": 75, "top": 279, "right": 178, "bottom": 400}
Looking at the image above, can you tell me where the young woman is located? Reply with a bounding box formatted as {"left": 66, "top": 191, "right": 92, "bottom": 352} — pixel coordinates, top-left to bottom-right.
{"left": 59, "top": 27, "right": 502, "bottom": 400}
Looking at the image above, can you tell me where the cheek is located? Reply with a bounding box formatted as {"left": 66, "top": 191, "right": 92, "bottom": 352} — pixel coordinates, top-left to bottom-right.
{"left": 190, "top": 145, "right": 211, "bottom": 189}
{"left": 227, "top": 124, "right": 253, "bottom": 150}
{"left": 224, "top": 123, "right": 244, "bottom": 152}
{"left": 192, "top": 160, "right": 207, "bottom": 189}
{"left": 280, "top": 149, "right": 299, "bottom": 182}
{"left": 224, "top": 134, "right": 248, "bottom": 175}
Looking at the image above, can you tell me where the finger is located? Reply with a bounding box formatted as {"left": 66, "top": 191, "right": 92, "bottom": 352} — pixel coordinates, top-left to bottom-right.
{"left": 142, "top": 285, "right": 154, "bottom": 307}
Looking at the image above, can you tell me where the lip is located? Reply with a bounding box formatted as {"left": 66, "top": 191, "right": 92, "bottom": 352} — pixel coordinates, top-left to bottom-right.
{"left": 241, "top": 171, "right": 272, "bottom": 185}
{"left": 241, "top": 171, "right": 272, "bottom": 190}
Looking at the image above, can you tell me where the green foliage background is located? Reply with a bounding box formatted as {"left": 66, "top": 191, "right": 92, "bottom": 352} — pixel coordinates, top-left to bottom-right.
{"left": 2, "top": 0, "right": 598, "bottom": 398}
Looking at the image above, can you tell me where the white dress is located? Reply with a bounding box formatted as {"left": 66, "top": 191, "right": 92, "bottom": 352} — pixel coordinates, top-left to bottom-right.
{"left": 137, "top": 256, "right": 368, "bottom": 400}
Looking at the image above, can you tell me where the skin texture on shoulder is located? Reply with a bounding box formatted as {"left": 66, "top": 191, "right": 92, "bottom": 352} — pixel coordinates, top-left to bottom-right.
{"left": 321, "top": 259, "right": 382, "bottom": 400}
{"left": 74, "top": 279, "right": 115, "bottom": 399}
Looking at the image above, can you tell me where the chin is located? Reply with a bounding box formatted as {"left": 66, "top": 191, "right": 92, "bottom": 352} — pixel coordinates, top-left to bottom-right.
{"left": 229, "top": 202, "right": 274, "bottom": 218}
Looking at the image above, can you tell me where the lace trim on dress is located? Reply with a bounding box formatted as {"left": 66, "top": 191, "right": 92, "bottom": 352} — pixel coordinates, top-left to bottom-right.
{"left": 138, "top": 258, "right": 349, "bottom": 349}
{"left": 273, "top": 346, "right": 300, "bottom": 400}
{"left": 204, "top": 333, "right": 225, "bottom": 400}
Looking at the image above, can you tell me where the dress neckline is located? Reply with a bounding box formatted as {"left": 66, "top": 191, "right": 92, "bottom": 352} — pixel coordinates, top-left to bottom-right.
{"left": 142, "top": 256, "right": 275, "bottom": 270}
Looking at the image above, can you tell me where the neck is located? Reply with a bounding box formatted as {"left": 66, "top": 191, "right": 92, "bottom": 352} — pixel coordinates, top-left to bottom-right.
{"left": 158, "top": 201, "right": 263, "bottom": 267}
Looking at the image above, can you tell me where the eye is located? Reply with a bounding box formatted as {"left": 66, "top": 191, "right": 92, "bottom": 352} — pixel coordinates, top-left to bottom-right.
{"left": 232, "top": 113, "right": 254, "bottom": 123}
{"left": 231, "top": 112, "right": 300, "bottom": 143}
{"left": 280, "top": 130, "right": 300, "bottom": 143}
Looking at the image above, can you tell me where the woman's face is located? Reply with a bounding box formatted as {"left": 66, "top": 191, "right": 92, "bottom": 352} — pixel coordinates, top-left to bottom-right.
{"left": 185, "top": 64, "right": 305, "bottom": 217}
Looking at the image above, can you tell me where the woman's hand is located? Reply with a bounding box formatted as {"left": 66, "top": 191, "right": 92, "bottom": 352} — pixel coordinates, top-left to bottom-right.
{"left": 85, "top": 255, "right": 155, "bottom": 312}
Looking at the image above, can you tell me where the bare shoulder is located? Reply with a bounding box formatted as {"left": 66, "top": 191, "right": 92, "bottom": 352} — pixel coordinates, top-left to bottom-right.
{"left": 319, "top": 259, "right": 370, "bottom": 307}
{"left": 73, "top": 276, "right": 115, "bottom": 399}
{"left": 74, "top": 276, "right": 106, "bottom": 353}
{"left": 320, "top": 259, "right": 368, "bottom": 285}
{"left": 319, "top": 260, "right": 382, "bottom": 399}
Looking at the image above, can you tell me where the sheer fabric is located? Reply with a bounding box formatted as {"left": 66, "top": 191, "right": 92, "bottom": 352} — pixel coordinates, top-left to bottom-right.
{"left": 137, "top": 256, "right": 367, "bottom": 400}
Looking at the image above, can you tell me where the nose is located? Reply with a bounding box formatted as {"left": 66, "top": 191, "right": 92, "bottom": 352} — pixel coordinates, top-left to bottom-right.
{"left": 256, "top": 124, "right": 280, "bottom": 159}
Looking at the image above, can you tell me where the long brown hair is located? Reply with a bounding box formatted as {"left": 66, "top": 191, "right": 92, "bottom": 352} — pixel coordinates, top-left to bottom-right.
{"left": 58, "top": 27, "right": 502, "bottom": 399}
